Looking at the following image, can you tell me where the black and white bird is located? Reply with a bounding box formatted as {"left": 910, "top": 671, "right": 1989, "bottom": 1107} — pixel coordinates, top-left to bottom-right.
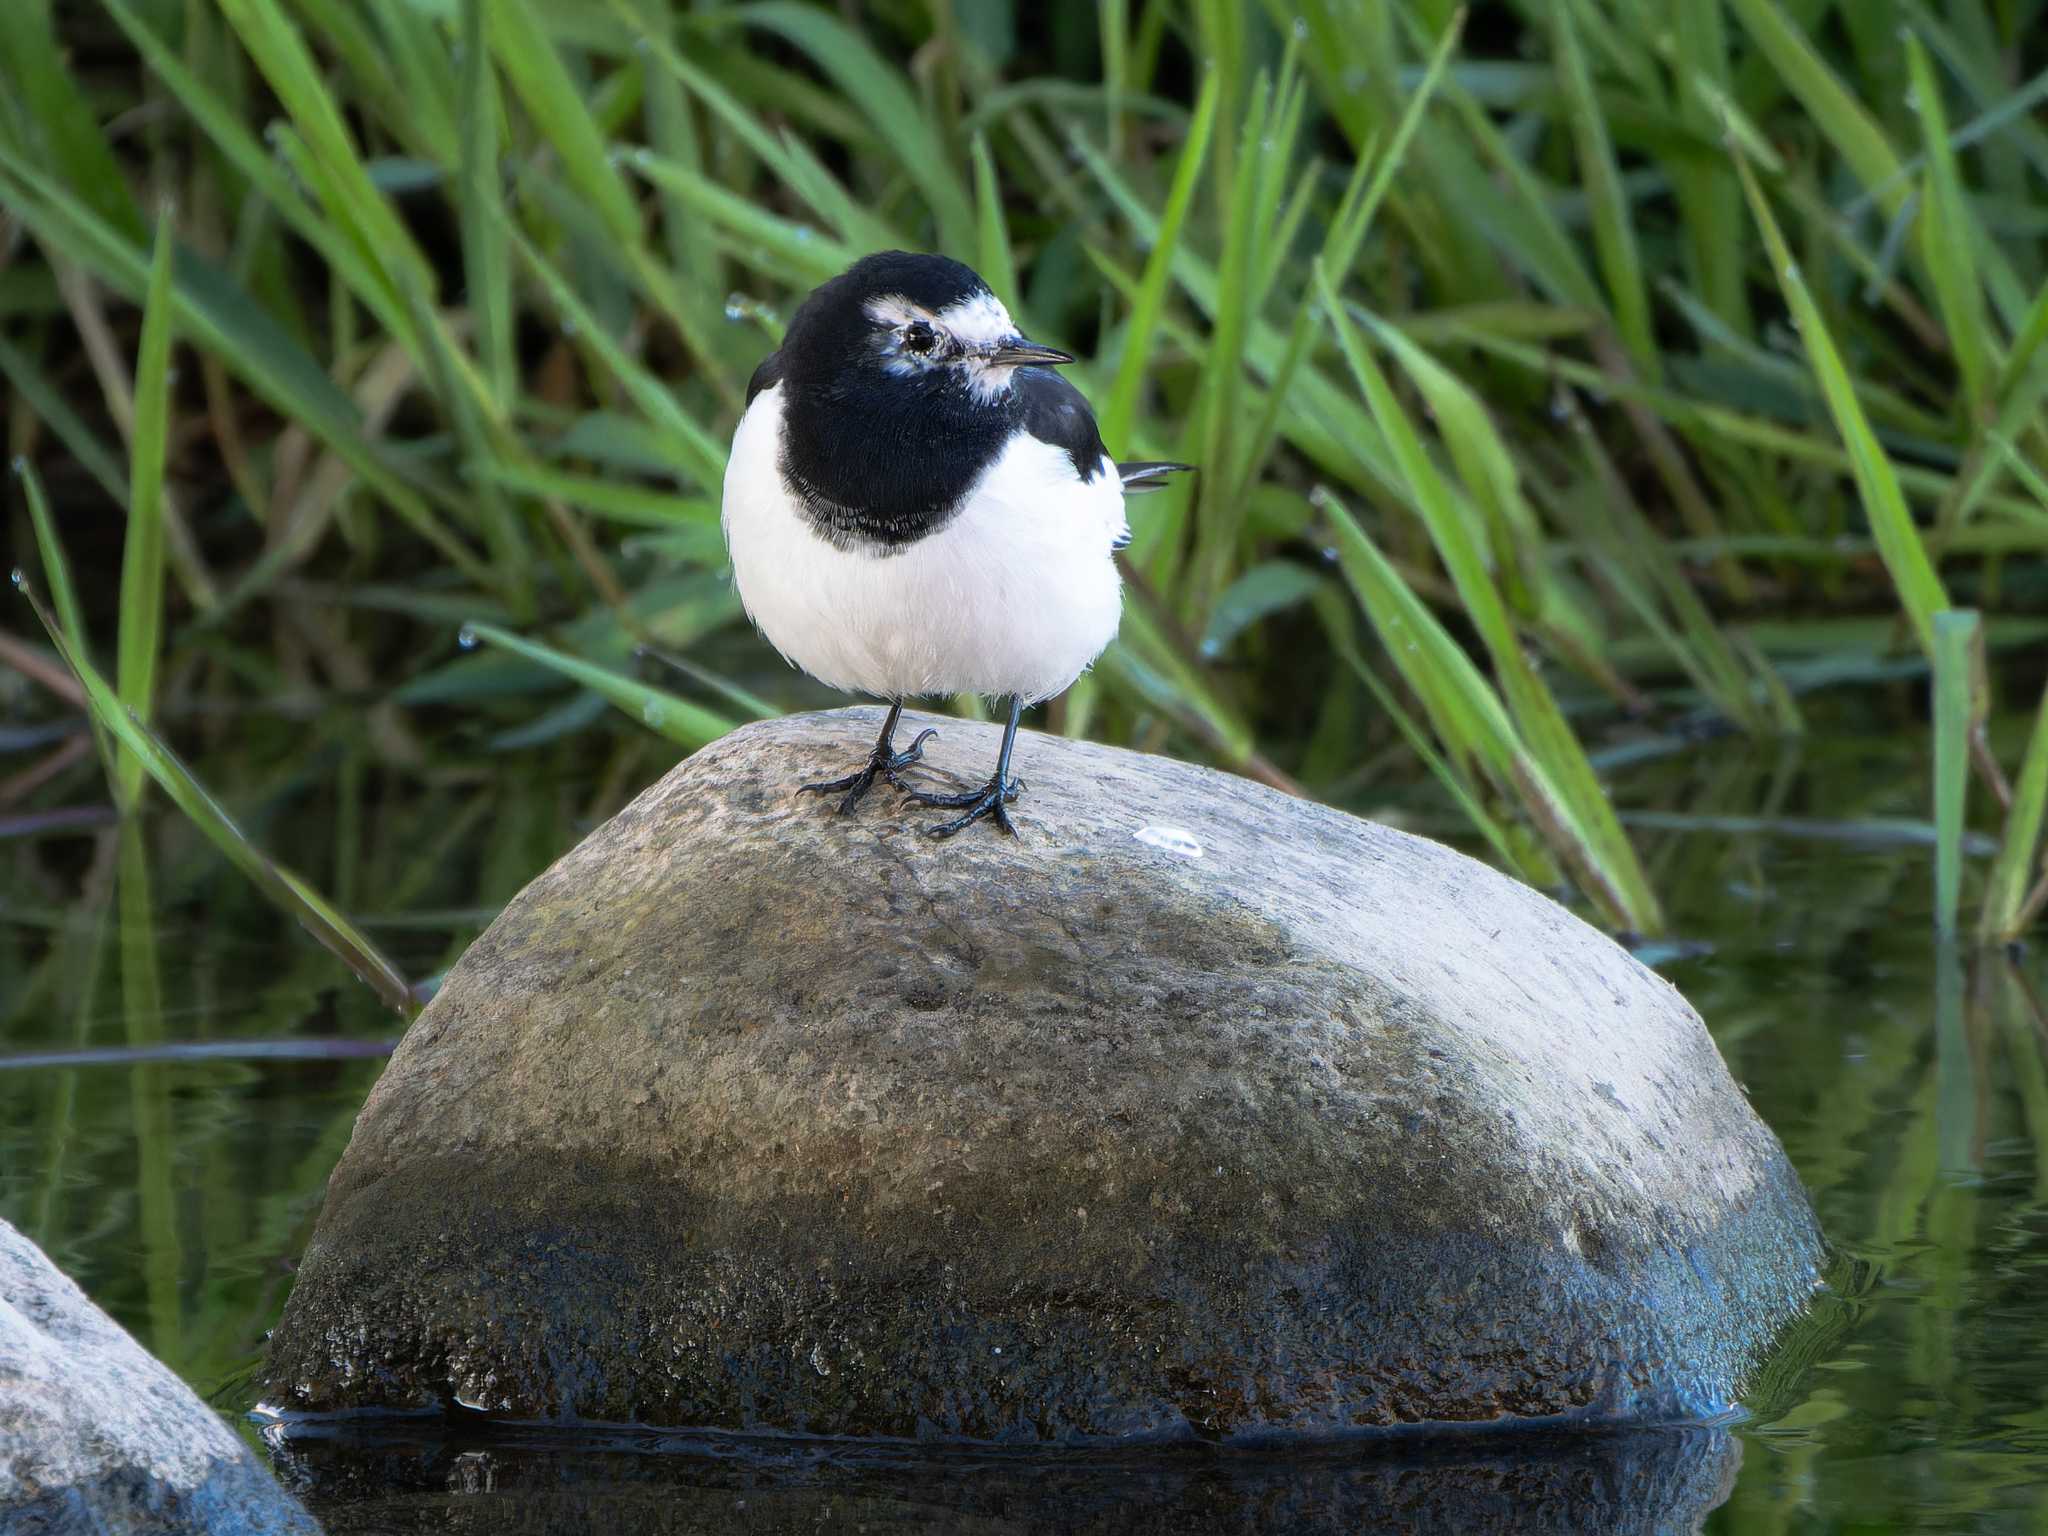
{"left": 722, "top": 251, "right": 1191, "bottom": 837}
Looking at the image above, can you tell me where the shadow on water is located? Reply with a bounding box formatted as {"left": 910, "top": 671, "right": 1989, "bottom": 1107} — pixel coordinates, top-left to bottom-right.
{"left": 263, "top": 1417, "right": 1743, "bottom": 1535}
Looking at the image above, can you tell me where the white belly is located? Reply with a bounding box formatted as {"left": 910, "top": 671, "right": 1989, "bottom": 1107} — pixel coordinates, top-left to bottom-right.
{"left": 721, "top": 384, "right": 1126, "bottom": 704}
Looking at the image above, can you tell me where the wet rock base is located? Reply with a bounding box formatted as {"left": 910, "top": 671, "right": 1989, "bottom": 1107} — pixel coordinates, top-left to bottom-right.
{"left": 267, "top": 1414, "right": 1743, "bottom": 1536}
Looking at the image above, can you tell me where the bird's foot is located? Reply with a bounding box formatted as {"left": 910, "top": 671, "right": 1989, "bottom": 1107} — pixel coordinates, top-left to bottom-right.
{"left": 799, "top": 728, "right": 938, "bottom": 815}
{"left": 902, "top": 773, "right": 1025, "bottom": 838}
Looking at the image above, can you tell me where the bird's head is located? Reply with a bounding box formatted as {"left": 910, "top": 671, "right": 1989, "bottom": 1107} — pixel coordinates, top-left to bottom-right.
{"left": 779, "top": 251, "right": 1072, "bottom": 406}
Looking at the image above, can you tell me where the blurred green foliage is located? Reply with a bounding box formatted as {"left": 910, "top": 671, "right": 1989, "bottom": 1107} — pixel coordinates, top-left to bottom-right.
{"left": 2, "top": 0, "right": 2046, "bottom": 948}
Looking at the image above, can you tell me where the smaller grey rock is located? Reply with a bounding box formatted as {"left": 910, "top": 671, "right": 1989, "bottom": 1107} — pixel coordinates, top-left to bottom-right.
{"left": 0, "top": 1218, "right": 318, "bottom": 1535}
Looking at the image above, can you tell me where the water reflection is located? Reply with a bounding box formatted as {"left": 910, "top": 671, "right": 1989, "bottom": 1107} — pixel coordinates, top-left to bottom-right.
{"left": 266, "top": 1417, "right": 1741, "bottom": 1535}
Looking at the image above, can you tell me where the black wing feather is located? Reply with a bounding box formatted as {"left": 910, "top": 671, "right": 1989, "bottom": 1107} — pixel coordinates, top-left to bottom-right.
{"left": 1117, "top": 460, "right": 1196, "bottom": 493}
{"left": 745, "top": 351, "right": 786, "bottom": 407}
{"left": 1014, "top": 367, "right": 1108, "bottom": 482}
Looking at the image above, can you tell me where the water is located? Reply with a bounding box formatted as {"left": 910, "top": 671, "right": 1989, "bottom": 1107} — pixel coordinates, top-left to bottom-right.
{"left": 5, "top": 714, "right": 2048, "bottom": 1532}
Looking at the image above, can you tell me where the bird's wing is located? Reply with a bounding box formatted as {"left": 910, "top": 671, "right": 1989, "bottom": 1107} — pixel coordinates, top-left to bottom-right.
{"left": 1014, "top": 367, "right": 1110, "bottom": 483}
{"left": 745, "top": 351, "right": 787, "bottom": 407}
{"left": 1014, "top": 371, "right": 1196, "bottom": 551}
{"left": 1013, "top": 367, "right": 1131, "bottom": 551}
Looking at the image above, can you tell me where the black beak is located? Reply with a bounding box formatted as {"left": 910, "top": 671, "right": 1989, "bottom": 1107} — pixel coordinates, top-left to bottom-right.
{"left": 986, "top": 337, "right": 1075, "bottom": 368}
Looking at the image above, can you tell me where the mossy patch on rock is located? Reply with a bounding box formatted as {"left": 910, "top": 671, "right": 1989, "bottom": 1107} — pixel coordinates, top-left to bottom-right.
{"left": 263, "top": 709, "right": 1823, "bottom": 1442}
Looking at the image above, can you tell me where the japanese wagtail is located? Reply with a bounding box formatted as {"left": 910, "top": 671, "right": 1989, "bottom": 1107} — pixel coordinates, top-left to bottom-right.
{"left": 722, "top": 251, "right": 1191, "bottom": 837}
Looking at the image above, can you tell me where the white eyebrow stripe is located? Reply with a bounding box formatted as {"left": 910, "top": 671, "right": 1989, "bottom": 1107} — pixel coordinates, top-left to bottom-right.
{"left": 934, "top": 291, "right": 1013, "bottom": 347}
{"left": 864, "top": 294, "right": 935, "bottom": 328}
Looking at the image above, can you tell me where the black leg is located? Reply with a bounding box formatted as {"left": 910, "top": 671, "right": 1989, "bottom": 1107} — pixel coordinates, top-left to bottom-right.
{"left": 798, "top": 701, "right": 937, "bottom": 815}
{"left": 902, "top": 696, "right": 1026, "bottom": 838}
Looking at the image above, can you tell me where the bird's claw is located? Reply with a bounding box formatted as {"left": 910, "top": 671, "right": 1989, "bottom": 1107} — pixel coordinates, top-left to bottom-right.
{"left": 903, "top": 774, "right": 1025, "bottom": 838}
{"left": 799, "top": 727, "right": 938, "bottom": 814}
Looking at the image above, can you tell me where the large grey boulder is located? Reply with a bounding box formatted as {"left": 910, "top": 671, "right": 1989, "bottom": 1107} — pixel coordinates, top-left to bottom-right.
{"left": 262, "top": 709, "right": 1822, "bottom": 1442}
{"left": 1, "top": 1218, "right": 319, "bottom": 1534}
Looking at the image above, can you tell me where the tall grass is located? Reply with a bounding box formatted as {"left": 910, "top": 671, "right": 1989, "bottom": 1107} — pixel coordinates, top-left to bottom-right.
{"left": 2, "top": 0, "right": 2046, "bottom": 952}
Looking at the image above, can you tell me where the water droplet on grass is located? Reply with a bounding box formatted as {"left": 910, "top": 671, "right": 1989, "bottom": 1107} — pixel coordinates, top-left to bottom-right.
{"left": 457, "top": 625, "right": 478, "bottom": 650}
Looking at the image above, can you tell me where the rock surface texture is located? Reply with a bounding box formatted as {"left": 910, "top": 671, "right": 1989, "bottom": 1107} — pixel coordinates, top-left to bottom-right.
{"left": 263, "top": 710, "right": 1823, "bottom": 1443}
{"left": 0, "top": 1218, "right": 319, "bottom": 1534}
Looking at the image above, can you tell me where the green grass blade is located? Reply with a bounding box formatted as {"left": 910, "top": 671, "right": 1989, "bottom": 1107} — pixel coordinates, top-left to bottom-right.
{"left": 1904, "top": 34, "right": 1994, "bottom": 422}
{"left": 1183, "top": 67, "right": 1277, "bottom": 608}
{"left": 970, "top": 133, "right": 1020, "bottom": 313}
{"left": 1997, "top": 276, "right": 2048, "bottom": 410}
{"left": 14, "top": 460, "right": 90, "bottom": 668}
{"left": 1104, "top": 585, "right": 1259, "bottom": 766}
{"left": 215, "top": 0, "right": 435, "bottom": 305}
{"left": 1097, "top": 64, "right": 1220, "bottom": 454}
{"left": 509, "top": 223, "right": 728, "bottom": 491}
{"left": 14, "top": 458, "right": 116, "bottom": 782}
{"left": 1318, "top": 267, "right": 1661, "bottom": 932}
{"left": 1311, "top": 585, "right": 1531, "bottom": 880}
{"left": 459, "top": 0, "right": 515, "bottom": 407}
{"left": 1553, "top": 0, "right": 1655, "bottom": 369}
{"left": 463, "top": 621, "right": 736, "bottom": 749}
{"left": 1736, "top": 156, "right": 1951, "bottom": 658}
{"left": 1980, "top": 675, "right": 2048, "bottom": 945}
{"left": 0, "top": 140, "right": 492, "bottom": 591}
{"left": 114, "top": 820, "right": 180, "bottom": 1357}
{"left": 97, "top": 0, "right": 423, "bottom": 355}
{"left": 0, "top": 336, "right": 128, "bottom": 504}
{"left": 1361, "top": 314, "right": 1543, "bottom": 558}
{"left": 17, "top": 577, "right": 419, "bottom": 1016}
{"left": 633, "top": 3, "right": 714, "bottom": 285}
{"left": 618, "top": 6, "right": 897, "bottom": 255}
{"left": 1320, "top": 489, "right": 1503, "bottom": 771}
{"left": 1319, "top": 488, "right": 1618, "bottom": 910}
{"left": 289, "top": 0, "right": 435, "bottom": 158}
{"left": 739, "top": 2, "right": 975, "bottom": 253}
{"left": 1671, "top": 0, "right": 1748, "bottom": 332}
{"left": 1334, "top": 8, "right": 1463, "bottom": 285}
{"left": 1726, "top": 0, "right": 1909, "bottom": 213}
{"left": 365, "top": 0, "right": 459, "bottom": 161}
{"left": 486, "top": 0, "right": 640, "bottom": 244}
{"left": 473, "top": 461, "right": 716, "bottom": 530}
{"left": 1419, "top": 61, "right": 1604, "bottom": 312}
{"left": 1931, "top": 609, "right": 1977, "bottom": 938}
{"left": 625, "top": 149, "right": 858, "bottom": 285}
{"left": 114, "top": 215, "right": 176, "bottom": 811}
{"left": 635, "top": 644, "right": 779, "bottom": 723}
{"left": 0, "top": 2, "right": 143, "bottom": 240}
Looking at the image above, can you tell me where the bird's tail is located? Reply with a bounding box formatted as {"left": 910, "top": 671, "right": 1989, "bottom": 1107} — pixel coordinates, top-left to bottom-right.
{"left": 1117, "top": 460, "right": 1196, "bottom": 494}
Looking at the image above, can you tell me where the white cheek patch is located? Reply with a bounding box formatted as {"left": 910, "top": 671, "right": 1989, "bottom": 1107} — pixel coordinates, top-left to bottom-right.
{"left": 940, "top": 293, "right": 1022, "bottom": 402}
{"left": 960, "top": 358, "right": 1017, "bottom": 404}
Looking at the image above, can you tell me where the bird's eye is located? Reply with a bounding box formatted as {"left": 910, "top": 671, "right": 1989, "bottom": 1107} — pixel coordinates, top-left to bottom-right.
{"left": 902, "top": 320, "right": 937, "bottom": 354}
